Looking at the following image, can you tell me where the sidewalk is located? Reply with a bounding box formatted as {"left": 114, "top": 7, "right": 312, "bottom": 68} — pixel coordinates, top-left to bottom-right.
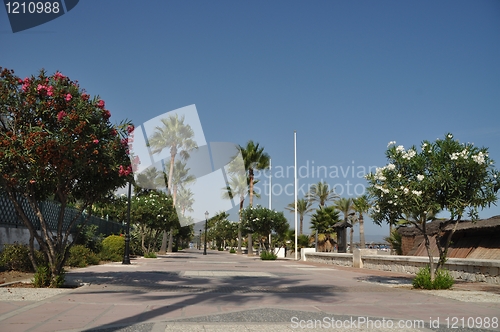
{"left": 0, "top": 249, "right": 499, "bottom": 332}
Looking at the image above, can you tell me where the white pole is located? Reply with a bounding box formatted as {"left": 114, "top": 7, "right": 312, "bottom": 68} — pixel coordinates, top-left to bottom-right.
{"left": 268, "top": 158, "right": 272, "bottom": 248}
{"left": 294, "top": 131, "right": 298, "bottom": 260}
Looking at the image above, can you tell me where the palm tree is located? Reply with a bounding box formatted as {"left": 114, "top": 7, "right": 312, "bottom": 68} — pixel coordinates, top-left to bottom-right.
{"left": 306, "top": 181, "right": 338, "bottom": 208}
{"left": 310, "top": 206, "right": 341, "bottom": 252}
{"left": 134, "top": 167, "right": 164, "bottom": 194}
{"left": 176, "top": 187, "right": 194, "bottom": 216}
{"left": 165, "top": 160, "right": 195, "bottom": 252}
{"left": 307, "top": 181, "right": 338, "bottom": 249}
{"left": 352, "top": 195, "right": 371, "bottom": 249}
{"left": 148, "top": 114, "right": 197, "bottom": 253}
{"left": 285, "top": 198, "right": 314, "bottom": 235}
{"left": 334, "top": 197, "right": 354, "bottom": 252}
{"left": 238, "top": 140, "right": 270, "bottom": 255}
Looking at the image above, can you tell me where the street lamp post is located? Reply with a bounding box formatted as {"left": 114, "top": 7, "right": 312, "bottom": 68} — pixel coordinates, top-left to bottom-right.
{"left": 203, "top": 211, "right": 209, "bottom": 255}
{"left": 122, "top": 182, "right": 131, "bottom": 265}
{"left": 198, "top": 229, "right": 201, "bottom": 250}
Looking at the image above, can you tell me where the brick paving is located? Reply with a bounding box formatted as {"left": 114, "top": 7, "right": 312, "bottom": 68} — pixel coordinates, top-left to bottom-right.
{"left": 0, "top": 249, "right": 499, "bottom": 331}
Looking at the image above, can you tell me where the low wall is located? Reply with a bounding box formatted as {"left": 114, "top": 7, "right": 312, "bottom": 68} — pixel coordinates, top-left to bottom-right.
{"left": 304, "top": 252, "right": 353, "bottom": 267}
{"left": 0, "top": 225, "right": 74, "bottom": 251}
{"left": 0, "top": 226, "right": 42, "bottom": 250}
{"left": 304, "top": 250, "right": 500, "bottom": 284}
{"left": 362, "top": 255, "right": 500, "bottom": 284}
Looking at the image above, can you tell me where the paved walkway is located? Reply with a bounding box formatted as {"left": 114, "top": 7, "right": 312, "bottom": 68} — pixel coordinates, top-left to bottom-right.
{"left": 0, "top": 249, "right": 499, "bottom": 331}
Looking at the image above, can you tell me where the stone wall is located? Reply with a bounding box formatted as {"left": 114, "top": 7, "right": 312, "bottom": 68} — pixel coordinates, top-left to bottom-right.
{"left": 304, "top": 250, "right": 500, "bottom": 284}
{"left": 362, "top": 255, "right": 500, "bottom": 284}
{"left": 304, "top": 252, "right": 353, "bottom": 267}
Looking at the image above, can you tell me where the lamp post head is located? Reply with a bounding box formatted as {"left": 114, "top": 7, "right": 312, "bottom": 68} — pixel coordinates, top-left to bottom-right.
{"left": 205, "top": 211, "right": 209, "bottom": 219}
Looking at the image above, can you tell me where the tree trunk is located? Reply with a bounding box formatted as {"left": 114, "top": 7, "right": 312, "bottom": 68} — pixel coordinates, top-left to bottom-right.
{"left": 436, "top": 217, "right": 460, "bottom": 271}
{"left": 359, "top": 214, "right": 365, "bottom": 249}
{"left": 167, "top": 226, "right": 174, "bottom": 253}
{"left": 299, "top": 216, "right": 303, "bottom": 235}
{"left": 237, "top": 198, "right": 243, "bottom": 254}
{"left": 247, "top": 233, "right": 253, "bottom": 256}
{"left": 422, "top": 219, "right": 435, "bottom": 282}
{"left": 349, "top": 227, "right": 354, "bottom": 253}
{"left": 159, "top": 230, "right": 167, "bottom": 254}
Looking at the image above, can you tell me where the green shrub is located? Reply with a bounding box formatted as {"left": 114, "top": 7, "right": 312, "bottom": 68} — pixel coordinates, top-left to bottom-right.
{"left": 66, "top": 245, "right": 100, "bottom": 267}
{"left": 32, "top": 265, "right": 65, "bottom": 288}
{"left": 1, "top": 243, "right": 35, "bottom": 272}
{"left": 74, "top": 224, "right": 103, "bottom": 253}
{"left": 260, "top": 251, "right": 277, "bottom": 260}
{"left": 144, "top": 252, "right": 157, "bottom": 258}
{"left": 100, "top": 235, "right": 125, "bottom": 261}
{"left": 218, "top": 247, "right": 224, "bottom": 251}
{"left": 433, "top": 268, "right": 455, "bottom": 289}
{"left": 0, "top": 244, "right": 46, "bottom": 272}
{"left": 412, "top": 266, "right": 454, "bottom": 290}
{"left": 229, "top": 248, "right": 236, "bottom": 254}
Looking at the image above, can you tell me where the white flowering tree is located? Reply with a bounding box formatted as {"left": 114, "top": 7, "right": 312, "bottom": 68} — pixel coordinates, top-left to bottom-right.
{"left": 130, "top": 191, "right": 178, "bottom": 255}
{"left": 366, "top": 133, "right": 499, "bottom": 281}
{"left": 241, "top": 205, "right": 289, "bottom": 251}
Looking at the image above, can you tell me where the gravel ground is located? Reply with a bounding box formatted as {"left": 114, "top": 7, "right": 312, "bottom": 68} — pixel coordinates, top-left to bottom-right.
{"left": 0, "top": 286, "right": 72, "bottom": 301}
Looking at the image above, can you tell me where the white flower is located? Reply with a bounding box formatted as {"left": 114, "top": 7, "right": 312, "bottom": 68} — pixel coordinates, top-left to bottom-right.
{"left": 412, "top": 190, "right": 422, "bottom": 196}
{"left": 402, "top": 149, "right": 416, "bottom": 160}
{"left": 447, "top": 134, "right": 453, "bottom": 139}
{"left": 472, "top": 152, "right": 487, "bottom": 164}
{"left": 403, "top": 188, "right": 409, "bottom": 194}
{"left": 397, "top": 173, "right": 402, "bottom": 178}
{"left": 417, "top": 174, "right": 424, "bottom": 181}
{"left": 396, "top": 145, "right": 405, "bottom": 153}
{"left": 422, "top": 143, "right": 427, "bottom": 149}
{"left": 386, "top": 163, "right": 396, "bottom": 171}
{"left": 388, "top": 200, "right": 393, "bottom": 204}
{"left": 387, "top": 141, "right": 396, "bottom": 147}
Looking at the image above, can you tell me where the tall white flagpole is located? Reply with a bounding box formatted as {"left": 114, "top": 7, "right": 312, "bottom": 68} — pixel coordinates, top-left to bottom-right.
{"left": 269, "top": 158, "right": 272, "bottom": 209}
{"left": 294, "top": 131, "right": 298, "bottom": 260}
{"left": 268, "top": 158, "right": 272, "bottom": 248}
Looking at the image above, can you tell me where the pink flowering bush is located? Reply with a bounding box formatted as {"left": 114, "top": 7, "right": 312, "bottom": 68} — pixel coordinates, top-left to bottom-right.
{"left": 0, "top": 67, "right": 133, "bottom": 287}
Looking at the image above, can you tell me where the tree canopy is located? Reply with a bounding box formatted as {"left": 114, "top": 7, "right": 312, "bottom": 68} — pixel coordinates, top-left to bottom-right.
{"left": 0, "top": 67, "right": 132, "bottom": 286}
{"left": 366, "top": 133, "right": 499, "bottom": 279}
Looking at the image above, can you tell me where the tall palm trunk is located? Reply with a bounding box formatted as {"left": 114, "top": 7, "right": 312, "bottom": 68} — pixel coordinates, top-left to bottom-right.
{"left": 160, "top": 150, "right": 177, "bottom": 254}
{"left": 359, "top": 214, "right": 365, "bottom": 249}
{"left": 237, "top": 196, "right": 244, "bottom": 254}
{"left": 247, "top": 169, "right": 254, "bottom": 256}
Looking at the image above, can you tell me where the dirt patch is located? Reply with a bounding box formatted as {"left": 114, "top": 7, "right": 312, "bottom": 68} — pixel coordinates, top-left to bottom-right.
{"left": 0, "top": 270, "right": 34, "bottom": 285}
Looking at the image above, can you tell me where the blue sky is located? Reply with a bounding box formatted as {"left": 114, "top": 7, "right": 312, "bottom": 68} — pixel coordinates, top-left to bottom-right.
{"left": 2, "top": 0, "right": 499, "bottom": 241}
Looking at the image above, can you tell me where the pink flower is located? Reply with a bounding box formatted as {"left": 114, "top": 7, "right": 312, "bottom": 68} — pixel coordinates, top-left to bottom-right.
{"left": 57, "top": 111, "right": 67, "bottom": 121}
{"left": 53, "top": 72, "right": 66, "bottom": 80}
{"left": 120, "top": 138, "right": 128, "bottom": 147}
{"left": 65, "top": 94, "right": 72, "bottom": 101}
{"left": 47, "top": 86, "right": 54, "bottom": 96}
{"left": 37, "top": 84, "right": 47, "bottom": 95}
{"left": 127, "top": 125, "right": 134, "bottom": 134}
{"left": 18, "top": 79, "right": 22, "bottom": 83}
{"left": 102, "top": 110, "right": 111, "bottom": 119}
{"left": 118, "top": 165, "right": 133, "bottom": 177}
{"left": 82, "top": 93, "right": 90, "bottom": 101}
{"left": 110, "top": 128, "right": 117, "bottom": 136}
{"left": 22, "top": 83, "right": 30, "bottom": 92}
{"left": 93, "top": 139, "right": 99, "bottom": 144}
{"left": 97, "top": 100, "right": 105, "bottom": 109}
